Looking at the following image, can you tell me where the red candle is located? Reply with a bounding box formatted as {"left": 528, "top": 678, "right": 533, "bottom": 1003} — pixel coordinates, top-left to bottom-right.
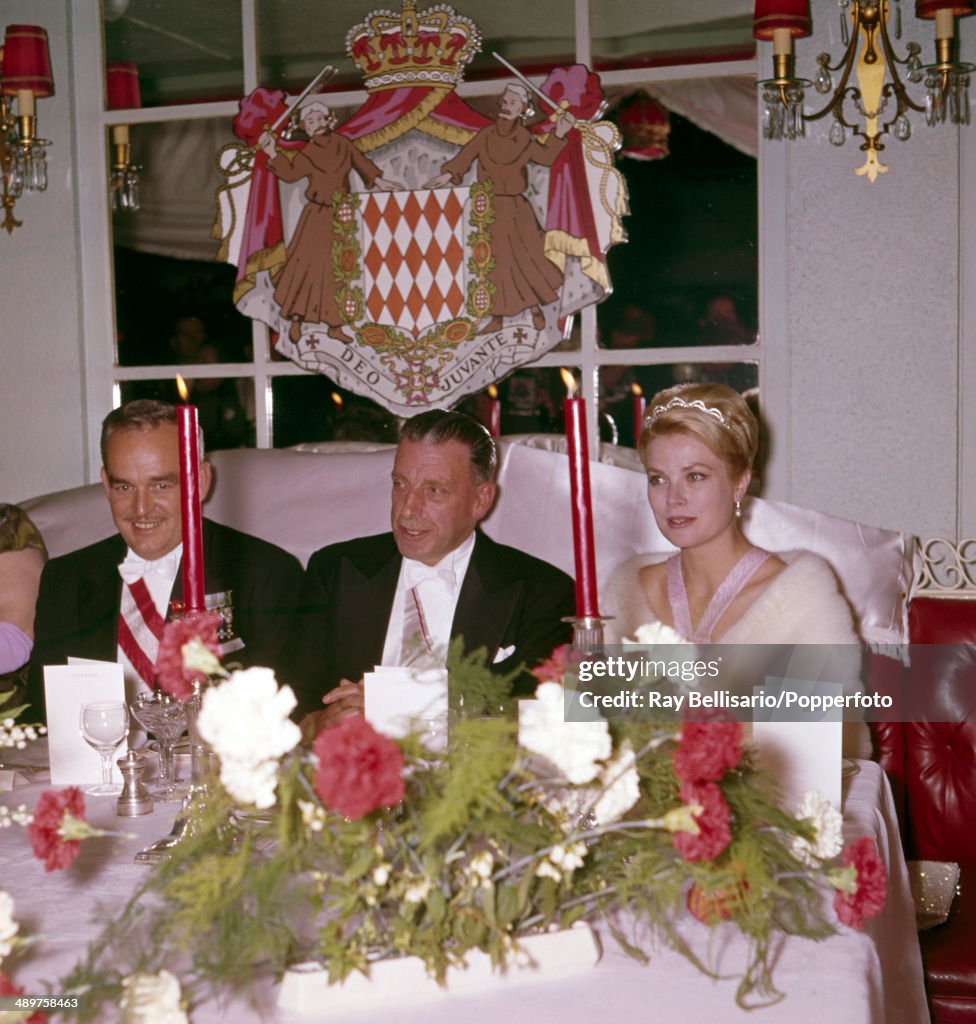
{"left": 176, "top": 376, "right": 206, "bottom": 613}
{"left": 561, "top": 369, "right": 600, "bottom": 618}
{"left": 631, "top": 382, "right": 646, "bottom": 448}
{"left": 487, "top": 384, "right": 501, "bottom": 438}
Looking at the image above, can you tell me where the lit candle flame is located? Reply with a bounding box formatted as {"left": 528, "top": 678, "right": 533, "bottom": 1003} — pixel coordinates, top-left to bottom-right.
{"left": 331, "top": 392, "right": 343, "bottom": 410}
{"left": 631, "top": 382, "right": 642, "bottom": 397}
{"left": 560, "top": 368, "right": 576, "bottom": 397}
{"left": 488, "top": 384, "right": 498, "bottom": 399}
{"left": 176, "top": 375, "right": 189, "bottom": 402}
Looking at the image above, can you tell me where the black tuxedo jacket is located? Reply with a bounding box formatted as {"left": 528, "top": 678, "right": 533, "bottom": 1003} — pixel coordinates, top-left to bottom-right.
{"left": 28, "top": 518, "right": 303, "bottom": 720}
{"left": 287, "top": 530, "right": 574, "bottom": 716}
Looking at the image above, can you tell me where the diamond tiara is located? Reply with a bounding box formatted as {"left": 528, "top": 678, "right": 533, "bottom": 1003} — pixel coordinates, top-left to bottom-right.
{"left": 647, "top": 396, "right": 730, "bottom": 429}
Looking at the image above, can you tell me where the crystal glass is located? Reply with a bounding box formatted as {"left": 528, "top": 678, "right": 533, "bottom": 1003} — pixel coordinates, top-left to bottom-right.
{"left": 79, "top": 701, "right": 129, "bottom": 795}
{"left": 129, "top": 692, "right": 189, "bottom": 802}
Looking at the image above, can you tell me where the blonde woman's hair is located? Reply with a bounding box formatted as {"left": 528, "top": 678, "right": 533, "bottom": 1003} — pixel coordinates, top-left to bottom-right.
{"left": 638, "top": 383, "right": 757, "bottom": 477}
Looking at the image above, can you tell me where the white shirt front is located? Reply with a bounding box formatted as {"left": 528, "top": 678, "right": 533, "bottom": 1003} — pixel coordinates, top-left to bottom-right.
{"left": 381, "top": 532, "right": 476, "bottom": 667}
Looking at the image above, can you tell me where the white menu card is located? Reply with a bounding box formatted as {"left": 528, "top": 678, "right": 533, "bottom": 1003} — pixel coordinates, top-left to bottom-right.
{"left": 44, "top": 661, "right": 126, "bottom": 786}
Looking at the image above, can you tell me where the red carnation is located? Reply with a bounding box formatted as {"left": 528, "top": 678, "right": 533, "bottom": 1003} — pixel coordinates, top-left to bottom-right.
{"left": 833, "top": 836, "right": 887, "bottom": 929}
{"left": 672, "top": 721, "right": 742, "bottom": 784}
{"left": 154, "top": 611, "right": 222, "bottom": 700}
{"left": 0, "top": 972, "right": 46, "bottom": 1022}
{"left": 672, "top": 781, "right": 732, "bottom": 862}
{"left": 313, "top": 717, "right": 404, "bottom": 821}
{"left": 531, "top": 645, "right": 568, "bottom": 686}
{"left": 26, "top": 787, "right": 87, "bottom": 873}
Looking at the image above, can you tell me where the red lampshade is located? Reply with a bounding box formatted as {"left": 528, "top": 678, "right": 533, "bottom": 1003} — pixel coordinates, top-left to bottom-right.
{"left": 916, "top": 0, "right": 974, "bottom": 17}
{"left": 106, "top": 62, "right": 141, "bottom": 110}
{"left": 0, "top": 25, "right": 54, "bottom": 97}
{"left": 753, "top": 0, "right": 812, "bottom": 40}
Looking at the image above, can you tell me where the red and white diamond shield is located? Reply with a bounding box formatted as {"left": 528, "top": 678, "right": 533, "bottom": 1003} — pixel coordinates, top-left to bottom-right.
{"left": 360, "top": 187, "right": 470, "bottom": 336}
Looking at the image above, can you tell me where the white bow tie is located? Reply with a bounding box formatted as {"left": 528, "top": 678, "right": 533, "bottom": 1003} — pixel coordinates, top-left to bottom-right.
{"left": 118, "top": 548, "right": 181, "bottom": 585}
{"left": 402, "top": 559, "right": 456, "bottom": 591}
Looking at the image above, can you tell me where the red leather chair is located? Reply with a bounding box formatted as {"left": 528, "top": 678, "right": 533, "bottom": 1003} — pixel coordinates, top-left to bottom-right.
{"left": 873, "top": 596, "right": 976, "bottom": 1024}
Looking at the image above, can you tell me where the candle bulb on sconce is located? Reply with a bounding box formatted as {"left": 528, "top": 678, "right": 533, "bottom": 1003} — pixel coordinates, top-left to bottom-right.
{"left": 106, "top": 61, "right": 142, "bottom": 211}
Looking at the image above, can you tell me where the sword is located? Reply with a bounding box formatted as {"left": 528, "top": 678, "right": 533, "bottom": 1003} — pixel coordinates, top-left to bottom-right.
{"left": 269, "top": 63, "right": 338, "bottom": 134}
{"left": 491, "top": 52, "right": 570, "bottom": 120}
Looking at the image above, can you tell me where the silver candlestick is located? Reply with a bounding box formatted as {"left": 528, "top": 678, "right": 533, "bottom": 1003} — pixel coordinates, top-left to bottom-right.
{"left": 563, "top": 615, "right": 613, "bottom": 656}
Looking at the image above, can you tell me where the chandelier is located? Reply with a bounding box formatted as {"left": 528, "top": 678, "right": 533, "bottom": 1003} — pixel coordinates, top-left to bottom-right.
{"left": 755, "top": 0, "right": 973, "bottom": 181}
{"left": 0, "top": 24, "right": 53, "bottom": 233}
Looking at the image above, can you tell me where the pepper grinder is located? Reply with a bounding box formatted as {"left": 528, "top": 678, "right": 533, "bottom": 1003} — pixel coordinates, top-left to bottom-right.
{"left": 116, "top": 749, "right": 153, "bottom": 816}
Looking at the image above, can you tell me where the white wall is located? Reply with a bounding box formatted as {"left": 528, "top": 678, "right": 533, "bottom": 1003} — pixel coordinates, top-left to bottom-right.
{"left": 763, "top": 0, "right": 972, "bottom": 540}
{"left": 1, "top": 1, "right": 88, "bottom": 503}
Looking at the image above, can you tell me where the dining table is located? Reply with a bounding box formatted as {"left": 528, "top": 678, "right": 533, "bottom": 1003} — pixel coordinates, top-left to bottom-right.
{"left": 0, "top": 742, "right": 929, "bottom": 1023}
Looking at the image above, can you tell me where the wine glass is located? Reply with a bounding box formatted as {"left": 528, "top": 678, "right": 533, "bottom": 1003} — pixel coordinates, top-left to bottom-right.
{"left": 79, "top": 701, "right": 129, "bottom": 795}
{"left": 129, "top": 692, "right": 189, "bottom": 802}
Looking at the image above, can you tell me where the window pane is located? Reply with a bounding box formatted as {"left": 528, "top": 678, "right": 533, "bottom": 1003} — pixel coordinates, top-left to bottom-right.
{"left": 271, "top": 378, "right": 398, "bottom": 449}
{"left": 598, "top": 362, "right": 758, "bottom": 449}
{"left": 103, "top": 0, "right": 243, "bottom": 107}
{"left": 455, "top": 367, "right": 567, "bottom": 438}
{"left": 599, "top": 112, "right": 757, "bottom": 349}
{"left": 118, "top": 378, "right": 255, "bottom": 451}
{"left": 115, "top": 249, "right": 252, "bottom": 368}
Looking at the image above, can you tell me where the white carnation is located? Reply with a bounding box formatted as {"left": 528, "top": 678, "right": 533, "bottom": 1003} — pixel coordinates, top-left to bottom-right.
{"left": 518, "top": 682, "right": 611, "bottom": 785}
{"left": 625, "top": 622, "right": 689, "bottom": 647}
{"left": 197, "top": 668, "right": 302, "bottom": 809}
{"left": 0, "top": 890, "right": 18, "bottom": 963}
{"left": 120, "top": 969, "right": 187, "bottom": 1024}
{"left": 791, "top": 790, "right": 844, "bottom": 866}
{"left": 219, "top": 756, "right": 281, "bottom": 810}
{"left": 591, "top": 741, "right": 641, "bottom": 825}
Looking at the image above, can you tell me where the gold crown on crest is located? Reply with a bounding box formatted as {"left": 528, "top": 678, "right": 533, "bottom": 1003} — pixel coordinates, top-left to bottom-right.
{"left": 346, "top": 0, "right": 482, "bottom": 92}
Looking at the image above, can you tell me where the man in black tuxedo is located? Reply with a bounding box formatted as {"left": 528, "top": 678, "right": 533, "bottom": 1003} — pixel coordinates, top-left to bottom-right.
{"left": 290, "top": 410, "right": 574, "bottom": 730}
{"left": 28, "top": 400, "right": 302, "bottom": 720}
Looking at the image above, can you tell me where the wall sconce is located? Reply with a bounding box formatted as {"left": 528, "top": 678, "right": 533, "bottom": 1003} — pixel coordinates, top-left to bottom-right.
{"left": 755, "top": 0, "right": 974, "bottom": 181}
{"left": 106, "top": 61, "right": 141, "bottom": 211}
{"left": 0, "top": 24, "right": 54, "bottom": 234}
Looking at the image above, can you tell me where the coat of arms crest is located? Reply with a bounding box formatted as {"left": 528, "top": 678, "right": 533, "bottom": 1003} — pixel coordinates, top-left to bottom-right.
{"left": 215, "top": 1, "right": 626, "bottom": 415}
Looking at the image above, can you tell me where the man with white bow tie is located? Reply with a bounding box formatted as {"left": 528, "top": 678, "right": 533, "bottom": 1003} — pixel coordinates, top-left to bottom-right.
{"left": 27, "top": 400, "right": 303, "bottom": 719}
{"left": 289, "top": 410, "right": 574, "bottom": 733}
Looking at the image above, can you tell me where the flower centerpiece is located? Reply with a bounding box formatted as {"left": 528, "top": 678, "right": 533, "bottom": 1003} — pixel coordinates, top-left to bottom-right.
{"left": 42, "top": 623, "right": 886, "bottom": 1020}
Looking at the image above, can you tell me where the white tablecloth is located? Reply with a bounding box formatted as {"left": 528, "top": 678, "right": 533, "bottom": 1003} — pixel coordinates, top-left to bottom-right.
{"left": 0, "top": 750, "right": 928, "bottom": 1023}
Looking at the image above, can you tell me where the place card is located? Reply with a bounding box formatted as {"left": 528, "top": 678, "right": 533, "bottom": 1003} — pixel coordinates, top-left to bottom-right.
{"left": 44, "top": 661, "right": 126, "bottom": 785}
{"left": 751, "top": 678, "right": 842, "bottom": 812}
{"left": 364, "top": 666, "right": 448, "bottom": 752}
